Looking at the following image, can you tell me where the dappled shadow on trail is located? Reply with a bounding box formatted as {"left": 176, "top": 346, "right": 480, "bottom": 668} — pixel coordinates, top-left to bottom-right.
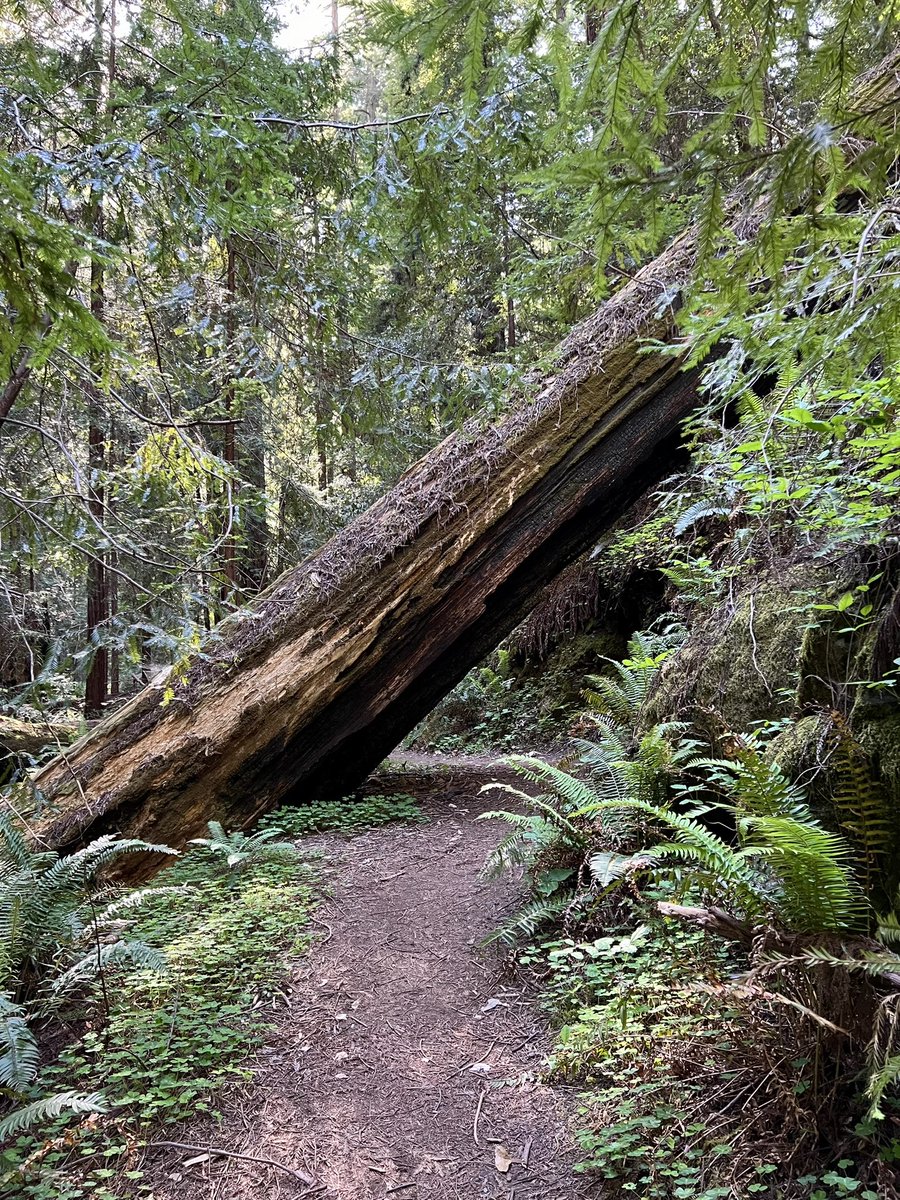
{"left": 146, "top": 758, "right": 597, "bottom": 1199}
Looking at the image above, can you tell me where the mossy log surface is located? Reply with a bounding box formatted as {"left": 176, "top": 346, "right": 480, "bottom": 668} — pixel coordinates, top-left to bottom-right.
{"left": 28, "top": 50, "right": 900, "bottom": 872}
{"left": 0, "top": 715, "right": 78, "bottom": 757}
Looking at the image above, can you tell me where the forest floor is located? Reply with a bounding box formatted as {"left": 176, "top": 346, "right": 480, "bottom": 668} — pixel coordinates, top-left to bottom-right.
{"left": 142, "top": 756, "right": 597, "bottom": 1200}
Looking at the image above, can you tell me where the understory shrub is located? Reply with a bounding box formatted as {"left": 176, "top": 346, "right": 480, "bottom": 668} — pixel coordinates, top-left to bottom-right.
{"left": 483, "top": 627, "right": 900, "bottom": 1196}
{"left": 259, "top": 790, "right": 424, "bottom": 837}
{"left": 0, "top": 841, "right": 317, "bottom": 1200}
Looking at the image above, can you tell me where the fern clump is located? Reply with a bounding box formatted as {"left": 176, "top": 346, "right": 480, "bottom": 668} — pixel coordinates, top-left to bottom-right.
{"left": 480, "top": 628, "right": 691, "bottom": 944}
{"left": 0, "top": 817, "right": 175, "bottom": 1145}
{"left": 188, "top": 820, "right": 301, "bottom": 884}
{"left": 0, "top": 817, "right": 175, "bottom": 1002}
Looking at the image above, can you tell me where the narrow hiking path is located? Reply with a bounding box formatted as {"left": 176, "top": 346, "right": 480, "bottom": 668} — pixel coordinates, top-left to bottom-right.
{"left": 144, "top": 759, "right": 597, "bottom": 1200}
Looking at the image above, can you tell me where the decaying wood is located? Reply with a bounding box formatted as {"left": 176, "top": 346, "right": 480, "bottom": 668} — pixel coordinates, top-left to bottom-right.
{"left": 25, "top": 50, "right": 900, "bottom": 874}
{"left": 657, "top": 901, "right": 754, "bottom": 945}
{"left": 0, "top": 715, "right": 78, "bottom": 759}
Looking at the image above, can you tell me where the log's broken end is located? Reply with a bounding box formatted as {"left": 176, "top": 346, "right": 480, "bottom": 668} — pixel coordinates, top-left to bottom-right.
{"left": 657, "top": 901, "right": 753, "bottom": 945}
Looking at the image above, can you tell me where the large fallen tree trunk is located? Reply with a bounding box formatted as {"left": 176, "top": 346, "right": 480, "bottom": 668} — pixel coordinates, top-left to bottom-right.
{"left": 26, "top": 51, "right": 900, "bottom": 872}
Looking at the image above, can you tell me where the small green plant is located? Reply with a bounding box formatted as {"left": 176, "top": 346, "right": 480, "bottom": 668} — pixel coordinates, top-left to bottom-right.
{"left": 583, "top": 625, "right": 685, "bottom": 729}
{"left": 0, "top": 816, "right": 176, "bottom": 1003}
{"left": 188, "top": 820, "right": 300, "bottom": 882}
{"left": 1, "top": 844, "right": 319, "bottom": 1199}
{"left": 510, "top": 741, "right": 864, "bottom": 935}
{"left": 0, "top": 994, "right": 106, "bottom": 1141}
{"left": 259, "top": 792, "right": 424, "bottom": 838}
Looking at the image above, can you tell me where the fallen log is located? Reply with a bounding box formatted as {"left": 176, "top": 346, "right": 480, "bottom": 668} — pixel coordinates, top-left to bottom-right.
{"left": 26, "top": 50, "right": 900, "bottom": 873}
{"left": 31, "top": 253, "right": 702, "bottom": 864}
{"left": 0, "top": 714, "right": 79, "bottom": 759}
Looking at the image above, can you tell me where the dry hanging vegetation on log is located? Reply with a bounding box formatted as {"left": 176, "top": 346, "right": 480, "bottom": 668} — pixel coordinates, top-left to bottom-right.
{"left": 21, "top": 52, "right": 900, "bottom": 875}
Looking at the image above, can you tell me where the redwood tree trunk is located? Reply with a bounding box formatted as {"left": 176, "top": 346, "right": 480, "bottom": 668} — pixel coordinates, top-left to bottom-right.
{"left": 33, "top": 223, "right": 704, "bottom": 867}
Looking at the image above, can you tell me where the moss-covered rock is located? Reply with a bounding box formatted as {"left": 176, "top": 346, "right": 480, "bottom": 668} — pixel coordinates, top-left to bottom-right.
{"left": 851, "top": 687, "right": 900, "bottom": 821}
{"left": 515, "top": 627, "right": 627, "bottom": 707}
{"left": 645, "top": 567, "right": 825, "bottom": 734}
{"left": 766, "top": 711, "right": 841, "bottom": 824}
{"left": 641, "top": 557, "right": 900, "bottom": 847}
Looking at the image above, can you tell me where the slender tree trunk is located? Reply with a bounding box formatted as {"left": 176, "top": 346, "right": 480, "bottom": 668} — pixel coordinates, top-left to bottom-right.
{"left": 84, "top": 217, "right": 109, "bottom": 717}
{"left": 585, "top": 3, "right": 599, "bottom": 43}
{"left": 221, "top": 237, "right": 239, "bottom": 601}
{"left": 236, "top": 388, "right": 268, "bottom": 594}
{"left": 501, "top": 187, "right": 516, "bottom": 351}
{"left": 84, "top": 0, "right": 112, "bottom": 717}
{"left": 0, "top": 348, "right": 38, "bottom": 426}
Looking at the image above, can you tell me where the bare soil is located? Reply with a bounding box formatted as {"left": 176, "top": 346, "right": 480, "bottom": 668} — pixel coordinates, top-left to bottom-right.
{"left": 145, "top": 758, "right": 596, "bottom": 1200}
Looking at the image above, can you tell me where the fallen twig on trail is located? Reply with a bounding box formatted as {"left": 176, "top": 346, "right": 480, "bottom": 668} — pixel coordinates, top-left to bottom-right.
{"left": 473, "top": 1087, "right": 487, "bottom": 1147}
{"left": 147, "top": 1139, "right": 316, "bottom": 1186}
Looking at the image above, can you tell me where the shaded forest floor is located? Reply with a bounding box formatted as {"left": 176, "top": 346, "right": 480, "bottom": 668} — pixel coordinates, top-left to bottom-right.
{"left": 142, "top": 758, "right": 596, "bottom": 1200}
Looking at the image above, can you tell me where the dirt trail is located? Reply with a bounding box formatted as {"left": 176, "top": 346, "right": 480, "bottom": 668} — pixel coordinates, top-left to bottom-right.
{"left": 148, "top": 760, "right": 595, "bottom": 1199}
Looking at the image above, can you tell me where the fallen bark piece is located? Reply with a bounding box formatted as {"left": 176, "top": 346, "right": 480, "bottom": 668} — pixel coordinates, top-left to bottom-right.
{"left": 657, "top": 901, "right": 754, "bottom": 945}
{"left": 494, "top": 1145, "right": 514, "bottom": 1174}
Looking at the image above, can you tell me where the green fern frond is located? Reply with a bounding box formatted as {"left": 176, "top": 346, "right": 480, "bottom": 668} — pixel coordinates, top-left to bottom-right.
{"left": 480, "top": 782, "right": 539, "bottom": 807}
{"left": 481, "top": 831, "right": 532, "bottom": 880}
{"left": 478, "top": 808, "right": 540, "bottom": 829}
{"left": 206, "top": 820, "right": 229, "bottom": 845}
{"left": 98, "top": 886, "right": 185, "bottom": 921}
{"left": 866, "top": 1053, "right": 900, "bottom": 1119}
{"left": 673, "top": 499, "right": 730, "bottom": 537}
{"left": 483, "top": 892, "right": 577, "bottom": 947}
{"left": 502, "top": 756, "right": 606, "bottom": 814}
{"left": 829, "top": 714, "right": 895, "bottom": 900}
{"left": 877, "top": 907, "right": 900, "bottom": 946}
{"left": 50, "top": 939, "right": 167, "bottom": 998}
{"left": 0, "top": 1090, "right": 107, "bottom": 1140}
{"left": 739, "top": 812, "right": 864, "bottom": 931}
{"left": 588, "top": 850, "right": 636, "bottom": 885}
{"left": 762, "top": 946, "right": 900, "bottom": 980}
{"left": 0, "top": 1002, "right": 39, "bottom": 1089}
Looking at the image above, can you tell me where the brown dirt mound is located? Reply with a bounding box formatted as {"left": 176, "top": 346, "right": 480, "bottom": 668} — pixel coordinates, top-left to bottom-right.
{"left": 144, "top": 762, "right": 597, "bottom": 1199}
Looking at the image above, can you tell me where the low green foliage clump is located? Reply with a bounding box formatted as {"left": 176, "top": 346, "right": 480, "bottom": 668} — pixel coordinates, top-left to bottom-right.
{"left": 188, "top": 820, "right": 300, "bottom": 883}
{"left": 523, "top": 913, "right": 747, "bottom": 1197}
{"left": 484, "top": 628, "right": 900, "bottom": 1196}
{"left": 408, "top": 650, "right": 569, "bottom": 754}
{"left": 533, "top": 902, "right": 895, "bottom": 1199}
{"left": 1, "top": 844, "right": 316, "bottom": 1200}
{"left": 259, "top": 791, "right": 424, "bottom": 838}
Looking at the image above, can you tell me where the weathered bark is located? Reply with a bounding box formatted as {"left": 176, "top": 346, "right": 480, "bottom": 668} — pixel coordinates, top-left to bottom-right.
{"left": 30, "top": 49, "right": 900, "bottom": 873}
{"left": 0, "top": 716, "right": 78, "bottom": 759}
